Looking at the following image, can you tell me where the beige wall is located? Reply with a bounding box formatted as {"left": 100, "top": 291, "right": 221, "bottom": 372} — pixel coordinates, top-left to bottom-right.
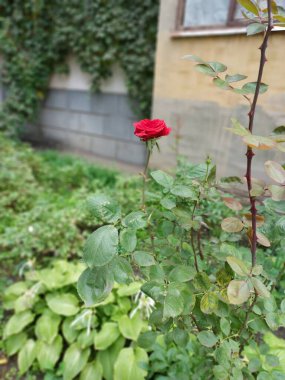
{"left": 152, "top": 0, "right": 285, "bottom": 178}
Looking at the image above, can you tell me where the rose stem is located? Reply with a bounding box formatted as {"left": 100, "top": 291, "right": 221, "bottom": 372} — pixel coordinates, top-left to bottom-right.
{"left": 142, "top": 145, "right": 151, "bottom": 211}
{"left": 245, "top": 0, "right": 273, "bottom": 268}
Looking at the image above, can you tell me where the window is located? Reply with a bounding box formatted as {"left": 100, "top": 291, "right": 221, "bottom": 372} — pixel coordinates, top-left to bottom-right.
{"left": 176, "top": 0, "right": 243, "bottom": 32}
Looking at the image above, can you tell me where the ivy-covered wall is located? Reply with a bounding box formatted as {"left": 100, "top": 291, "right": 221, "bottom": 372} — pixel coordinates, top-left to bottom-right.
{"left": 0, "top": 0, "right": 159, "bottom": 135}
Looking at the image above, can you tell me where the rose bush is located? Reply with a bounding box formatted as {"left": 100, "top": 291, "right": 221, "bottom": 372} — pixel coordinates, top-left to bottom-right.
{"left": 133, "top": 119, "right": 171, "bottom": 141}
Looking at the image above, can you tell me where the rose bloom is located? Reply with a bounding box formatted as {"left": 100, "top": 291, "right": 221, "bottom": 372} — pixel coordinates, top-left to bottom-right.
{"left": 133, "top": 119, "right": 171, "bottom": 141}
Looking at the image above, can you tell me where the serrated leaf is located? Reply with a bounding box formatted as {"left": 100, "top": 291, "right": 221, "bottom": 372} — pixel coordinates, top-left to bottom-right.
{"left": 171, "top": 185, "right": 196, "bottom": 198}
{"left": 221, "top": 217, "right": 244, "bottom": 233}
{"left": 120, "top": 229, "right": 137, "bottom": 252}
{"left": 122, "top": 212, "right": 146, "bottom": 230}
{"left": 133, "top": 251, "right": 155, "bottom": 266}
{"left": 87, "top": 195, "right": 121, "bottom": 223}
{"left": 151, "top": 170, "right": 174, "bottom": 189}
{"left": 160, "top": 196, "right": 176, "bottom": 209}
{"left": 163, "top": 288, "right": 184, "bottom": 319}
{"left": 83, "top": 225, "right": 118, "bottom": 268}
{"left": 77, "top": 267, "right": 114, "bottom": 306}
{"left": 265, "top": 161, "right": 285, "bottom": 184}
{"left": 168, "top": 265, "right": 196, "bottom": 282}
{"left": 225, "top": 74, "right": 247, "bottom": 83}
{"left": 200, "top": 292, "right": 219, "bottom": 314}
{"left": 243, "top": 135, "right": 276, "bottom": 150}
{"left": 109, "top": 257, "right": 133, "bottom": 284}
{"left": 222, "top": 197, "right": 243, "bottom": 211}
{"left": 247, "top": 22, "right": 266, "bottom": 35}
{"left": 226, "top": 256, "right": 250, "bottom": 276}
{"left": 197, "top": 331, "right": 218, "bottom": 348}
{"left": 251, "top": 278, "right": 270, "bottom": 298}
{"left": 227, "top": 280, "right": 250, "bottom": 305}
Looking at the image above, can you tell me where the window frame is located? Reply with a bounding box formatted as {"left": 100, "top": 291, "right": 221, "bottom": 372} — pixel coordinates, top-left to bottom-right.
{"left": 174, "top": 0, "right": 246, "bottom": 36}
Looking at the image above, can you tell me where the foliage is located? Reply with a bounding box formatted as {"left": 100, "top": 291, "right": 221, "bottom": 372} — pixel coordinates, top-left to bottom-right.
{"left": 2, "top": 260, "right": 150, "bottom": 379}
{"left": 0, "top": 0, "right": 159, "bottom": 135}
{"left": 77, "top": 1, "right": 285, "bottom": 378}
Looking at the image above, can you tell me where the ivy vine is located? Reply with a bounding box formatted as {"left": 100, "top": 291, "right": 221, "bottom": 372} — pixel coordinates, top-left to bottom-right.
{"left": 0, "top": 0, "right": 159, "bottom": 135}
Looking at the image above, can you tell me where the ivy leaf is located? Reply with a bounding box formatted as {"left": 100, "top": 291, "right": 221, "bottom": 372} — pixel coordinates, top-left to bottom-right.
{"left": 200, "top": 292, "right": 219, "bottom": 314}
{"left": 251, "top": 278, "right": 270, "bottom": 298}
{"left": 197, "top": 331, "right": 218, "bottom": 348}
{"left": 247, "top": 22, "right": 266, "bottom": 36}
{"left": 151, "top": 170, "right": 174, "bottom": 189}
{"left": 237, "top": 0, "right": 260, "bottom": 16}
{"left": 83, "top": 225, "right": 118, "bottom": 268}
{"left": 265, "top": 161, "right": 285, "bottom": 185}
{"left": 227, "top": 280, "right": 250, "bottom": 305}
{"left": 77, "top": 266, "right": 114, "bottom": 306}
{"left": 226, "top": 256, "right": 250, "bottom": 276}
{"left": 221, "top": 217, "right": 244, "bottom": 233}
{"left": 87, "top": 194, "right": 121, "bottom": 223}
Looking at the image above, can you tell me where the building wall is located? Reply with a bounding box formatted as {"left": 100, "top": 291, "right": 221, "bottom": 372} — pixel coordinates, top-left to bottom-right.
{"left": 23, "top": 57, "right": 146, "bottom": 166}
{"left": 151, "top": 0, "right": 285, "bottom": 178}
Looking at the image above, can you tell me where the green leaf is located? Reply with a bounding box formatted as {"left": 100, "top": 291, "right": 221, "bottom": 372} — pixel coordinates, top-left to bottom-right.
{"left": 200, "top": 292, "right": 219, "bottom": 314}
{"left": 227, "top": 118, "right": 250, "bottom": 137}
{"left": 133, "top": 251, "right": 155, "bottom": 266}
{"left": 118, "top": 314, "right": 144, "bottom": 341}
{"left": 268, "top": 185, "right": 285, "bottom": 201}
{"left": 195, "top": 64, "right": 216, "bottom": 77}
{"left": 227, "top": 280, "right": 250, "bottom": 305}
{"left": 213, "top": 364, "right": 228, "bottom": 379}
{"left": 160, "top": 196, "right": 176, "bottom": 210}
{"left": 18, "top": 339, "right": 37, "bottom": 375}
{"left": 109, "top": 257, "right": 133, "bottom": 284}
{"left": 197, "top": 331, "right": 218, "bottom": 348}
{"left": 77, "top": 266, "right": 114, "bottom": 306}
{"left": 95, "top": 322, "right": 120, "bottom": 350}
{"left": 220, "top": 317, "right": 231, "bottom": 336}
{"left": 168, "top": 265, "right": 196, "bottom": 282}
{"left": 163, "top": 286, "right": 184, "bottom": 319}
{"left": 35, "top": 310, "right": 61, "bottom": 343}
{"left": 226, "top": 256, "right": 250, "bottom": 276}
{"left": 151, "top": 170, "right": 174, "bottom": 189}
{"left": 225, "top": 74, "right": 247, "bottom": 83}
{"left": 137, "top": 331, "right": 158, "bottom": 349}
{"left": 122, "top": 212, "right": 146, "bottom": 230}
{"left": 243, "top": 135, "right": 276, "bottom": 150}
{"left": 170, "top": 185, "right": 196, "bottom": 198}
{"left": 62, "top": 317, "right": 79, "bottom": 344}
{"left": 221, "top": 217, "right": 244, "bottom": 233}
{"left": 141, "top": 281, "right": 164, "bottom": 300}
{"left": 247, "top": 22, "right": 266, "bottom": 35}
{"left": 251, "top": 278, "right": 270, "bottom": 298}
{"left": 117, "top": 282, "right": 142, "bottom": 297}
{"left": 208, "top": 61, "right": 227, "bottom": 73}
{"left": 120, "top": 229, "right": 137, "bottom": 252}
{"left": 193, "top": 272, "right": 211, "bottom": 292}
{"left": 242, "top": 82, "right": 268, "bottom": 94}
{"left": 97, "top": 337, "right": 125, "bottom": 380}
{"left": 37, "top": 336, "right": 63, "bottom": 371}
{"left": 114, "top": 347, "right": 148, "bottom": 380}
{"left": 83, "top": 225, "right": 118, "bottom": 268}
{"left": 63, "top": 344, "right": 90, "bottom": 380}
{"left": 46, "top": 293, "right": 79, "bottom": 316}
{"left": 237, "top": 0, "right": 260, "bottom": 16}
{"left": 4, "top": 311, "right": 34, "bottom": 338}
{"left": 265, "top": 312, "right": 280, "bottom": 331}
{"left": 265, "top": 160, "right": 285, "bottom": 185}
{"left": 87, "top": 195, "right": 121, "bottom": 223}
{"left": 80, "top": 361, "right": 103, "bottom": 380}
{"left": 213, "top": 78, "right": 231, "bottom": 90}
{"left": 5, "top": 332, "right": 27, "bottom": 356}
{"left": 182, "top": 54, "right": 205, "bottom": 63}
{"left": 77, "top": 330, "right": 95, "bottom": 349}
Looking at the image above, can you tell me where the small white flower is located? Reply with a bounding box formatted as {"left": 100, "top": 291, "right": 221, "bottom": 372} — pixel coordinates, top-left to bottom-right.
{"left": 130, "top": 291, "right": 155, "bottom": 319}
{"left": 28, "top": 226, "right": 34, "bottom": 233}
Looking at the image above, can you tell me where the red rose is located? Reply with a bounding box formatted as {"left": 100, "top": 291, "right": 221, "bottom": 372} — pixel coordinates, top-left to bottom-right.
{"left": 133, "top": 119, "right": 171, "bottom": 141}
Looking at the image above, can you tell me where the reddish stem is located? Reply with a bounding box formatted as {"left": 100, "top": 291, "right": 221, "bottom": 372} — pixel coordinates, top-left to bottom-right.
{"left": 245, "top": 0, "right": 273, "bottom": 268}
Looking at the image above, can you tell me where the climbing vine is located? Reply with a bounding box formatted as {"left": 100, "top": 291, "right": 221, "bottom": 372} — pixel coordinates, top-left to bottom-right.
{"left": 0, "top": 0, "right": 159, "bottom": 134}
